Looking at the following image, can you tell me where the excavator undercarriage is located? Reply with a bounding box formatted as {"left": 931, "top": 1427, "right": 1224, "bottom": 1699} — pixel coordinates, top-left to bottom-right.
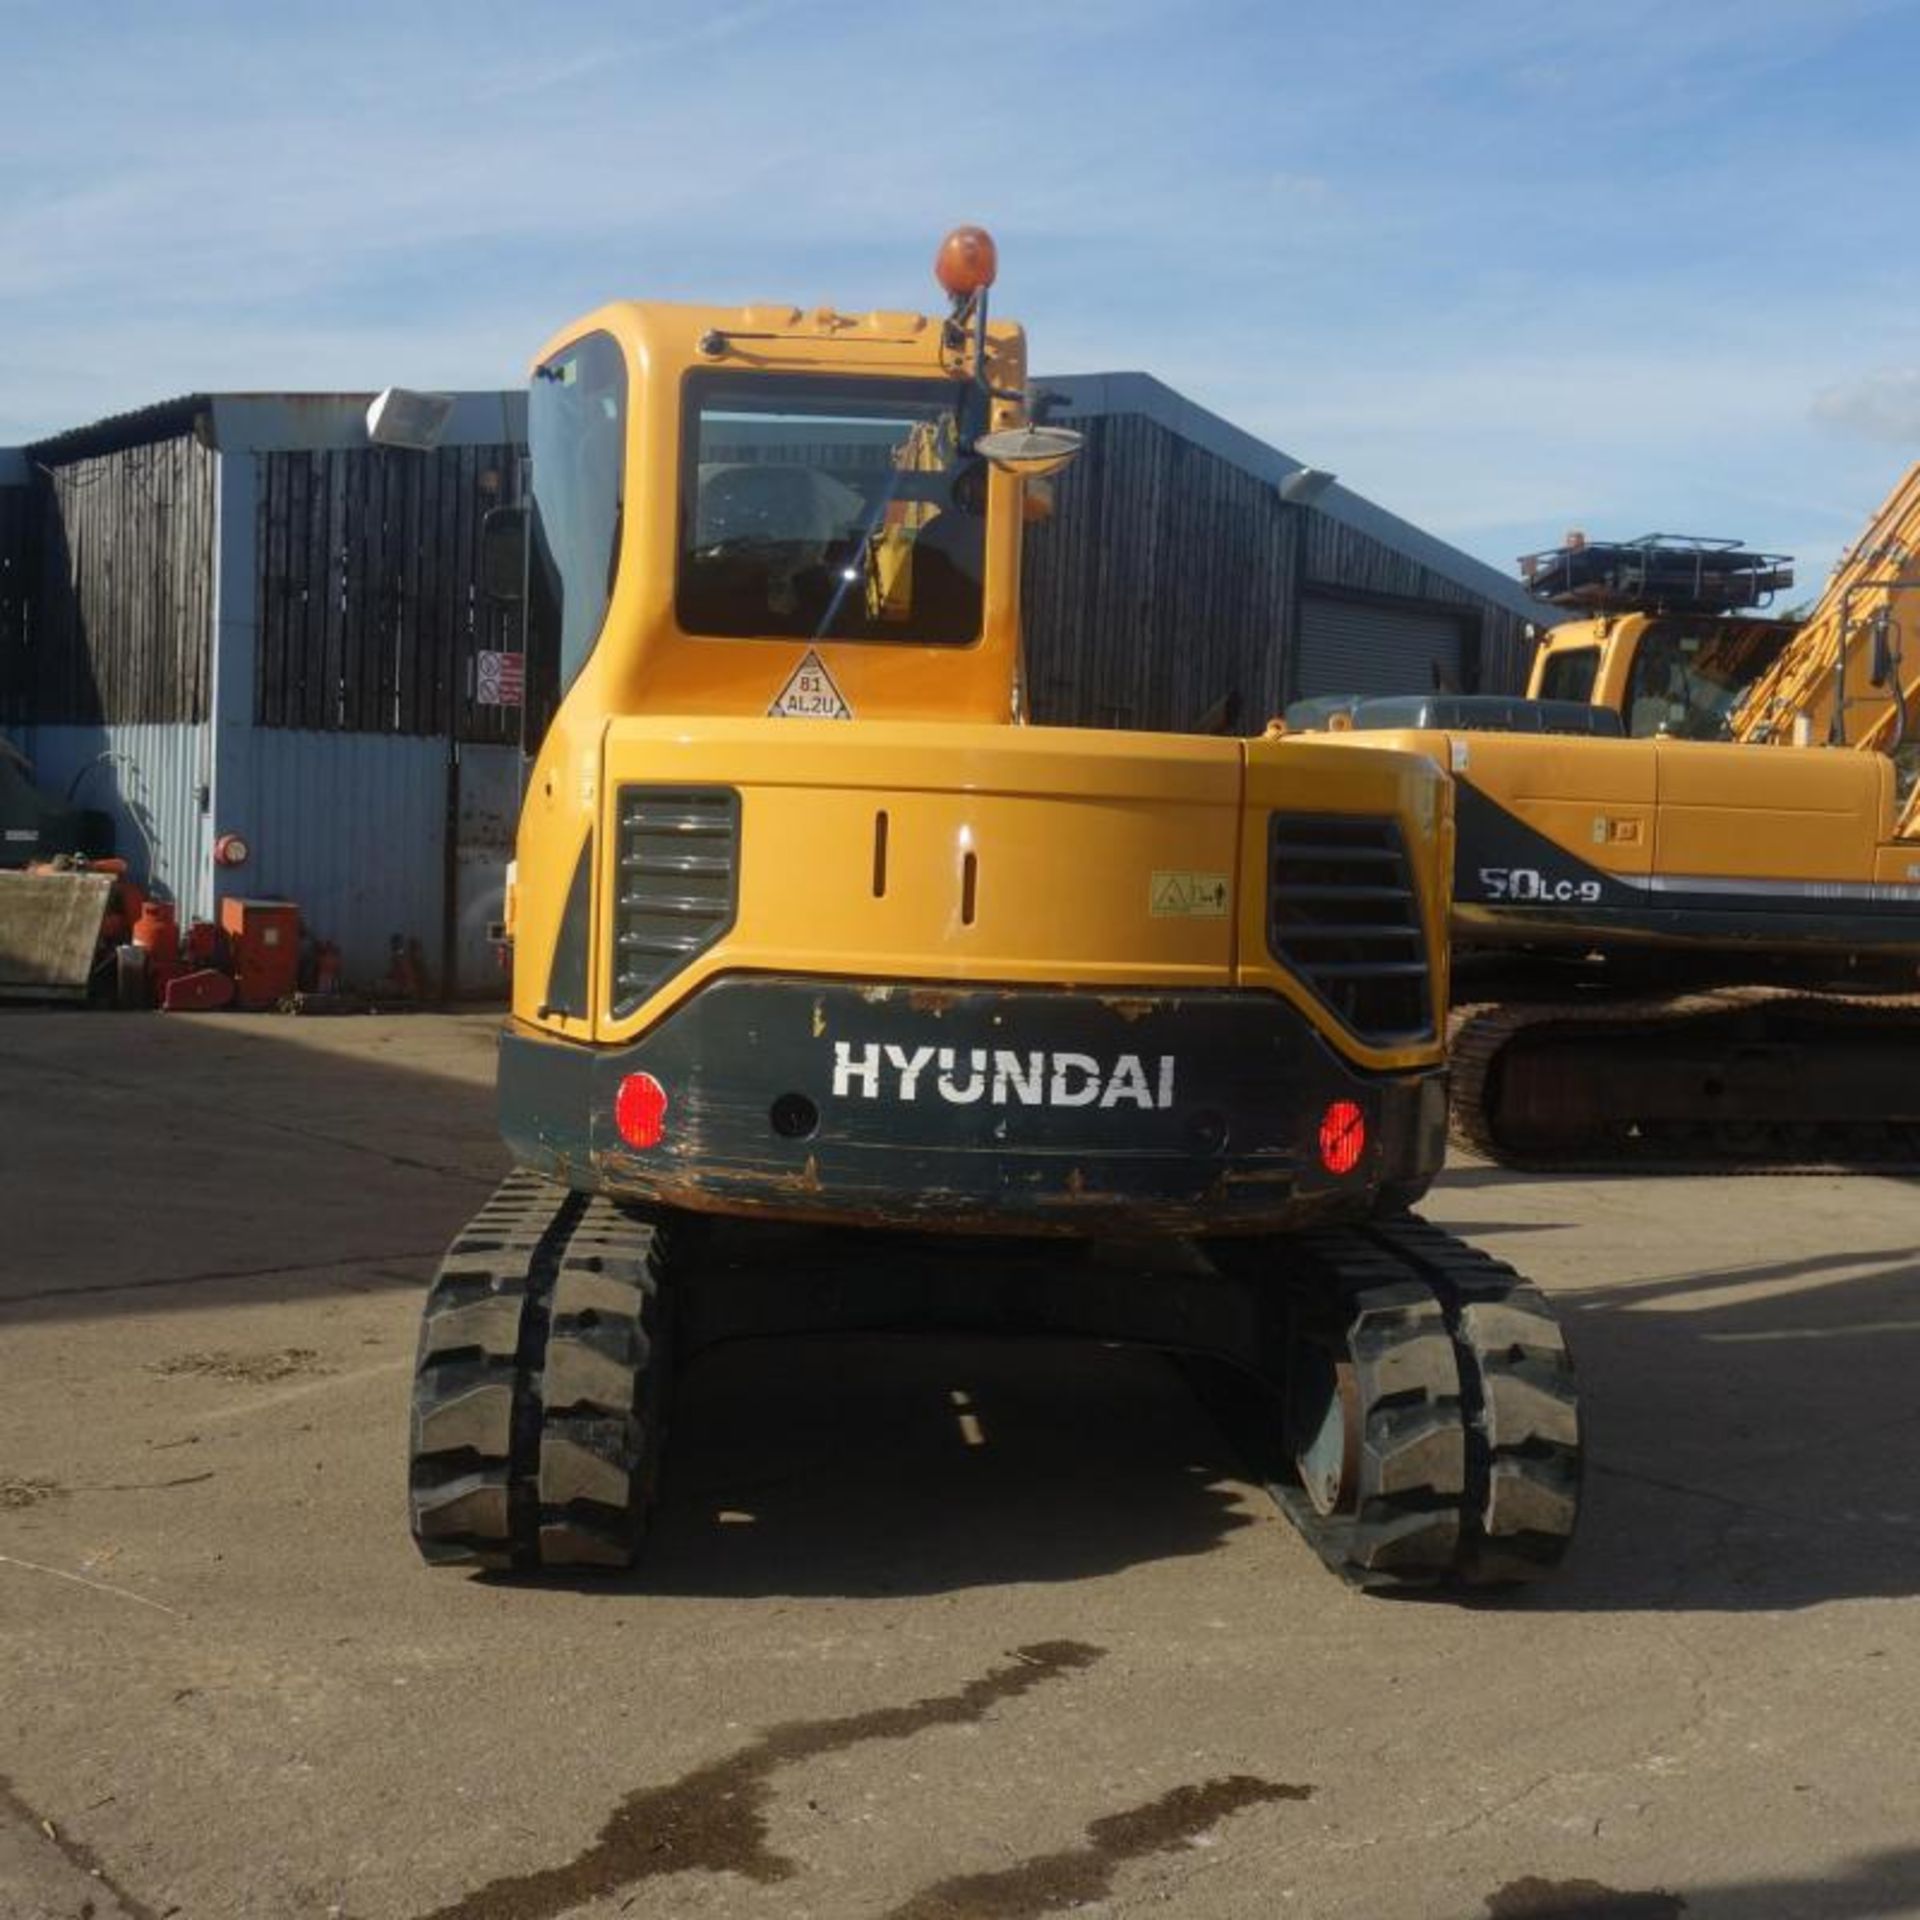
{"left": 1450, "top": 984, "right": 1920, "bottom": 1172}
{"left": 409, "top": 1172, "right": 1581, "bottom": 1588}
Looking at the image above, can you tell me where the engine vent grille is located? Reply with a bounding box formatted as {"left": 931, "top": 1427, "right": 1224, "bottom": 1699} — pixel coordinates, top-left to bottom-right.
{"left": 612, "top": 785, "right": 740, "bottom": 1017}
{"left": 1267, "top": 813, "right": 1433, "bottom": 1046}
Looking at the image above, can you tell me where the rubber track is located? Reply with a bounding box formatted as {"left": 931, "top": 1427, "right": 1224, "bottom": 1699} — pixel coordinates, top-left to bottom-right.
{"left": 408, "top": 1170, "right": 673, "bottom": 1570}
{"left": 1451, "top": 987, "right": 1920, "bottom": 1174}
{"left": 1369, "top": 1218, "right": 1581, "bottom": 1584}
{"left": 1256, "top": 1219, "right": 1580, "bottom": 1588}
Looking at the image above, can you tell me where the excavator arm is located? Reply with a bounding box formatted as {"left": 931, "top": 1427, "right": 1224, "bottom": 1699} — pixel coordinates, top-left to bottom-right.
{"left": 1733, "top": 462, "right": 1920, "bottom": 781}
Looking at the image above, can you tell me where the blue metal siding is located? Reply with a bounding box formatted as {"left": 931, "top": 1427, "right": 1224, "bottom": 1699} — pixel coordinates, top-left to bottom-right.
{"left": 15, "top": 720, "right": 213, "bottom": 914}
{"left": 453, "top": 742, "right": 520, "bottom": 998}
{"left": 232, "top": 729, "right": 448, "bottom": 984}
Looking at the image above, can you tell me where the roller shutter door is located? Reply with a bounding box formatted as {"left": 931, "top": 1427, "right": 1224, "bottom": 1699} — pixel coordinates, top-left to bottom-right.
{"left": 1297, "top": 597, "right": 1466, "bottom": 700}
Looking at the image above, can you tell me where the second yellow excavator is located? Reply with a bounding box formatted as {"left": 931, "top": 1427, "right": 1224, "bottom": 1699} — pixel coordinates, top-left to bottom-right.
{"left": 1290, "top": 459, "right": 1920, "bottom": 1169}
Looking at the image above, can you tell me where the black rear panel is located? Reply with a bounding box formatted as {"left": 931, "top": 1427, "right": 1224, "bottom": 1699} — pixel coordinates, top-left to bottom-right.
{"left": 500, "top": 978, "right": 1448, "bottom": 1234}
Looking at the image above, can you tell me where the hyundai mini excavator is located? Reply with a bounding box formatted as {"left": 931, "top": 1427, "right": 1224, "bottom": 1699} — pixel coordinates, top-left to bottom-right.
{"left": 1289, "top": 458, "right": 1920, "bottom": 1169}
{"left": 403, "top": 230, "right": 1581, "bottom": 1589}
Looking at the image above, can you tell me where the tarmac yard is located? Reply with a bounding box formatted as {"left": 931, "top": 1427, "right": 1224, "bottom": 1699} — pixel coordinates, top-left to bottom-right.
{"left": 2, "top": 1013, "right": 1918, "bottom": 1920}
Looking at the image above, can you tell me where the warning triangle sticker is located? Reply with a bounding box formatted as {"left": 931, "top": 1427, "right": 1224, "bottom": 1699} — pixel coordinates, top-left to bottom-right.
{"left": 768, "top": 649, "right": 853, "bottom": 721}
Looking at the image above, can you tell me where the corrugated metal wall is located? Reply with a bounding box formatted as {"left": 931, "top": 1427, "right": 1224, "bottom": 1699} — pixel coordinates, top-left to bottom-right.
{"left": 227, "top": 729, "right": 448, "bottom": 984}
{"left": 1023, "top": 413, "right": 1300, "bottom": 731}
{"left": 1297, "top": 597, "right": 1466, "bottom": 699}
{"left": 0, "top": 482, "right": 29, "bottom": 690}
{"left": 17, "top": 720, "right": 212, "bottom": 913}
{"left": 1301, "top": 512, "right": 1532, "bottom": 696}
{"left": 0, "top": 433, "right": 216, "bottom": 727}
{"left": 254, "top": 443, "right": 520, "bottom": 741}
{"left": 1023, "top": 401, "right": 1535, "bottom": 730}
{"left": 452, "top": 742, "right": 521, "bottom": 996}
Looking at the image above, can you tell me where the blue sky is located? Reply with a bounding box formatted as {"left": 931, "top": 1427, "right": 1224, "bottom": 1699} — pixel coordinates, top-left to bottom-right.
{"left": 5, "top": 0, "right": 1919, "bottom": 591}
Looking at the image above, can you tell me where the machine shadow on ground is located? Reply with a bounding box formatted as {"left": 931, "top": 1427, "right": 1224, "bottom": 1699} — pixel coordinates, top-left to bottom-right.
{"left": 1463, "top": 1235, "right": 1920, "bottom": 1617}
{"left": 0, "top": 1007, "right": 507, "bottom": 1320}
{"left": 8, "top": 1009, "right": 1919, "bottom": 1614}
{"left": 577, "top": 1329, "right": 1264, "bottom": 1600}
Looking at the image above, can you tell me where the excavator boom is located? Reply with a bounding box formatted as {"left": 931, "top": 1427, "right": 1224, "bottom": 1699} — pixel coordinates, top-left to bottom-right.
{"left": 1733, "top": 462, "right": 1920, "bottom": 791}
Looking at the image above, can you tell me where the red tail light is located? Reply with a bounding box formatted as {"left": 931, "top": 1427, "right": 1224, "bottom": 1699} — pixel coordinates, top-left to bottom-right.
{"left": 614, "top": 1072, "right": 669, "bottom": 1150}
{"left": 1319, "top": 1100, "right": 1366, "bottom": 1175}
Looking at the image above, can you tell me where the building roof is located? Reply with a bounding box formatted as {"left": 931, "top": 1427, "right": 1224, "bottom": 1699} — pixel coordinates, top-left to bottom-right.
{"left": 22, "top": 391, "right": 526, "bottom": 464}
{"left": 1036, "top": 371, "right": 1550, "bottom": 627}
{"left": 16, "top": 371, "right": 1545, "bottom": 625}
{"left": 22, "top": 394, "right": 213, "bottom": 464}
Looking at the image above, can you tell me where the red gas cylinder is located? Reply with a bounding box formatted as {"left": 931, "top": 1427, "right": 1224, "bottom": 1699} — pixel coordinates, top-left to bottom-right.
{"left": 130, "top": 899, "right": 181, "bottom": 1005}
{"left": 132, "top": 900, "right": 179, "bottom": 967}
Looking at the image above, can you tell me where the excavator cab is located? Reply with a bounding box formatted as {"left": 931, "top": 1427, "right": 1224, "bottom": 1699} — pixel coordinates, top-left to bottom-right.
{"left": 1524, "top": 535, "right": 1799, "bottom": 738}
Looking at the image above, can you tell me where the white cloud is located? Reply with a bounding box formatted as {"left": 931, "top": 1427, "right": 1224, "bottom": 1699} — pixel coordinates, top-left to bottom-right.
{"left": 1813, "top": 369, "right": 1920, "bottom": 444}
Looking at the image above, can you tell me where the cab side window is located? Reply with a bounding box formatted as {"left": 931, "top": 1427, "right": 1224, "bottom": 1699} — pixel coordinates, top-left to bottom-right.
{"left": 527, "top": 332, "right": 628, "bottom": 711}
{"left": 1538, "top": 646, "right": 1599, "bottom": 704}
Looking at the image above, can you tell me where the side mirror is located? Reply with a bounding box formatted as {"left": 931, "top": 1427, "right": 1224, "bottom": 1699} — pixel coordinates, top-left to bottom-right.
{"left": 973, "top": 425, "right": 1083, "bottom": 480}
{"left": 480, "top": 504, "right": 528, "bottom": 603}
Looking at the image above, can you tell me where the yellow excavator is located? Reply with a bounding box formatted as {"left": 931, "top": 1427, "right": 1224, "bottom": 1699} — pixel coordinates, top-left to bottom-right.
{"left": 1289, "top": 459, "right": 1920, "bottom": 1168}
{"left": 403, "top": 230, "right": 1581, "bottom": 1589}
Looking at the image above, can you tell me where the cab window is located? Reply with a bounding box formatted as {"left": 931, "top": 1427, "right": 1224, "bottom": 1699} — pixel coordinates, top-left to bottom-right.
{"left": 1623, "top": 619, "right": 1788, "bottom": 739}
{"left": 1538, "top": 645, "right": 1600, "bottom": 704}
{"left": 677, "top": 373, "right": 983, "bottom": 645}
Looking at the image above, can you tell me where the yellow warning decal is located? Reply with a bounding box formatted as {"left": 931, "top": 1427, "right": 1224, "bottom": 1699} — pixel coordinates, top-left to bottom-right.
{"left": 1150, "top": 871, "right": 1230, "bottom": 918}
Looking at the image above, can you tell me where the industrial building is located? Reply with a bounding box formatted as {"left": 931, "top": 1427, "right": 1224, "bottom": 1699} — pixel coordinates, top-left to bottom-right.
{"left": 1, "top": 393, "right": 525, "bottom": 995}
{"left": 1024, "top": 373, "right": 1542, "bottom": 730}
{"left": 0, "top": 377, "right": 1545, "bottom": 993}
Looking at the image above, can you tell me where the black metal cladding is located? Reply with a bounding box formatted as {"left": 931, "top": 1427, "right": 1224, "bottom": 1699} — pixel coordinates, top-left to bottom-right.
{"left": 612, "top": 786, "right": 740, "bottom": 1017}
{"left": 1267, "top": 813, "right": 1433, "bottom": 1046}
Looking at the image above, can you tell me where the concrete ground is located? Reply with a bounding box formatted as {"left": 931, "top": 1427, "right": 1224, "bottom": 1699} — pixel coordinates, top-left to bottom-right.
{"left": 1, "top": 1010, "right": 1917, "bottom": 1920}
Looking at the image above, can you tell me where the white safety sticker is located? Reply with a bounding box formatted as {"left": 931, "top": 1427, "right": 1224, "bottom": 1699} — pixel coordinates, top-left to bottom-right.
{"left": 769, "top": 650, "right": 853, "bottom": 720}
